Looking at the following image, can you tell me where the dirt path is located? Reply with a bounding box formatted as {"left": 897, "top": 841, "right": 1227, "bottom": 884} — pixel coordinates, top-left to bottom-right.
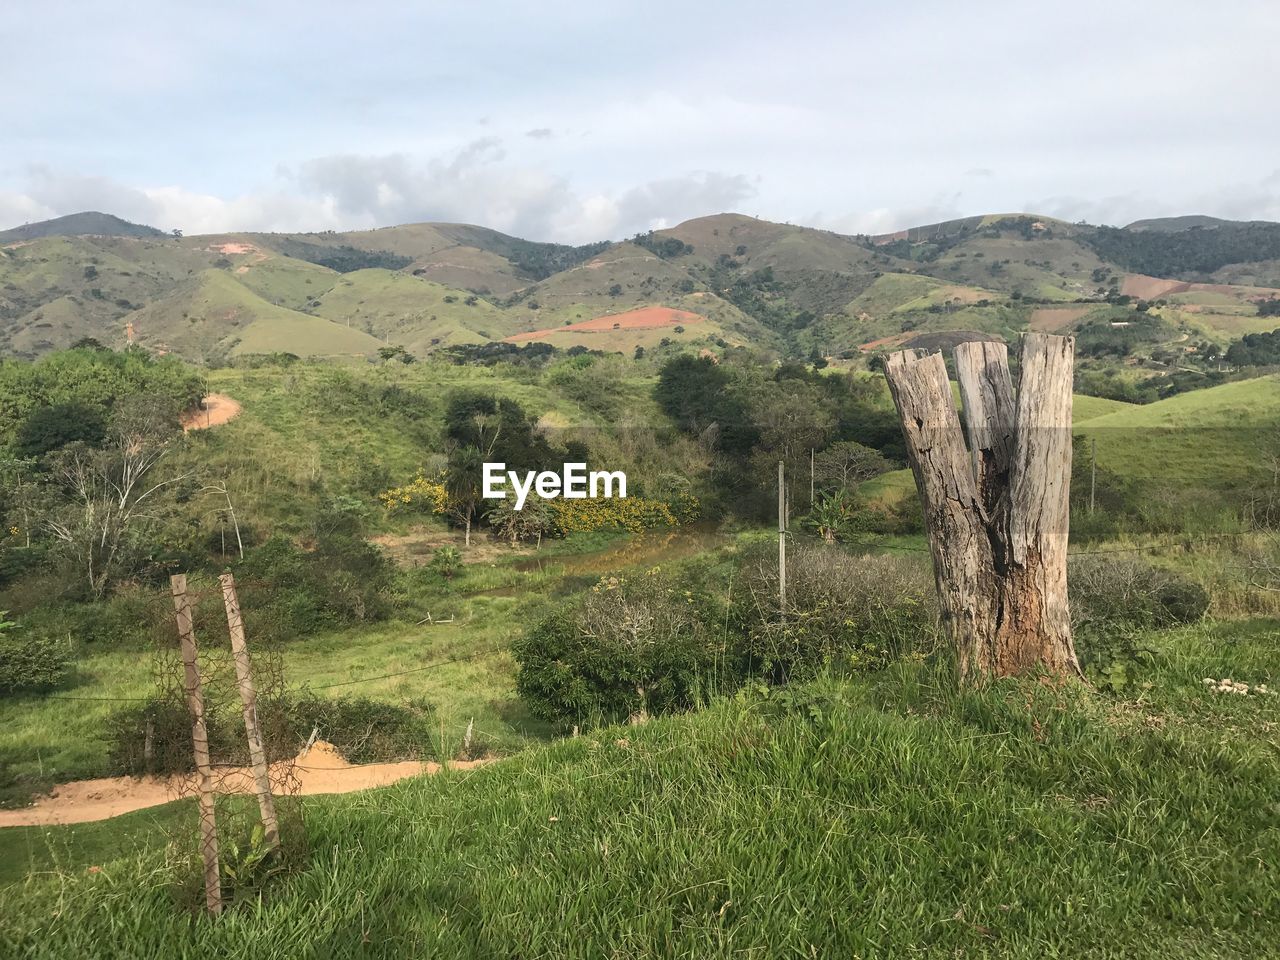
{"left": 182, "top": 393, "right": 242, "bottom": 432}
{"left": 0, "top": 741, "right": 488, "bottom": 828}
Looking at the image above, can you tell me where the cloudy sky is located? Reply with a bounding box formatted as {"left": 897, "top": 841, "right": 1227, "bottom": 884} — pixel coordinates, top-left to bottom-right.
{"left": 2, "top": 0, "right": 1277, "bottom": 243}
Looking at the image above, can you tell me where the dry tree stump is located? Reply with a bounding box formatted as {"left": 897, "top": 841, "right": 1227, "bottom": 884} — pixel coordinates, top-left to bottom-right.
{"left": 884, "top": 333, "right": 1081, "bottom": 683}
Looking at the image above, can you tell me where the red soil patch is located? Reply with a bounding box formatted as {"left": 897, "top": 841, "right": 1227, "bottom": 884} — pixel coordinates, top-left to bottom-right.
{"left": 506, "top": 306, "right": 706, "bottom": 343}
{"left": 210, "top": 241, "right": 258, "bottom": 256}
{"left": 1029, "top": 305, "right": 1094, "bottom": 332}
{"left": 858, "top": 332, "right": 911, "bottom": 353}
{"left": 1121, "top": 274, "right": 1190, "bottom": 299}
{"left": 182, "top": 393, "right": 242, "bottom": 432}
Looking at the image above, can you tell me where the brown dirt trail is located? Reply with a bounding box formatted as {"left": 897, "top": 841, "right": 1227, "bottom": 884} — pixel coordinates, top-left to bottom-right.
{"left": 182, "top": 393, "right": 242, "bottom": 432}
{"left": 0, "top": 741, "right": 489, "bottom": 827}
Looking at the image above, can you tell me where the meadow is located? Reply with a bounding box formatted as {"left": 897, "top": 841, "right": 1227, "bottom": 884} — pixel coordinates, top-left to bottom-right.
{"left": 2, "top": 618, "right": 1277, "bottom": 957}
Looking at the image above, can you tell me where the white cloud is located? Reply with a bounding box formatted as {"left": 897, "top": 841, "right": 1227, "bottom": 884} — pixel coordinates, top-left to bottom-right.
{"left": 0, "top": 145, "right": 758, "bottom": 244}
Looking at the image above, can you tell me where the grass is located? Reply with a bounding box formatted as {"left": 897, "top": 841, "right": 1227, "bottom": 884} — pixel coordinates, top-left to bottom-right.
{"left": 1075, "top": 374, "right": 1280, "bottom": 494}
{"left": 309, "top": 268, "right": 509, "bottom": 350}
{"left": 2, "top": 618, "right": 1277, "bottom": 957}
{"left": 0, "top": 526, "right": 704, "bottom": 794}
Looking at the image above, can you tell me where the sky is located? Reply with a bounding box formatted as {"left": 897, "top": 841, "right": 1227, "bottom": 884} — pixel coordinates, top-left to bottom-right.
{"left": 1, "top": 0, "right": 1278, "bottom": 244}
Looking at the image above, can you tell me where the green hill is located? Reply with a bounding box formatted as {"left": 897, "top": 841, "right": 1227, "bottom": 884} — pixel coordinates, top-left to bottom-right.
{"left": 5, "top": 208, "right": 1280, "bottom": 366}
{"left": 0, "top": 211, "right": 165, "bottom": 243}
{"left": 310, "top": 269, "right": 517, "bottom": 351}
{"left": 1074, "top": 375, "right": 1280, "bottom": 493}
{"left": 126, "top": 270, "right": 386, "bottom": 359}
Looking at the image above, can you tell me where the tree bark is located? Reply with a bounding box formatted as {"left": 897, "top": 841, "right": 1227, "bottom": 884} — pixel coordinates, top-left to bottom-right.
{"left": 884, "top": 350, "right": 999, "bottom": 681}
{"left": 886, "top": 334, "right": 1081, "bottom": 682}
{"left": 998, "top": 334, "right": 1079, "bottom": 676}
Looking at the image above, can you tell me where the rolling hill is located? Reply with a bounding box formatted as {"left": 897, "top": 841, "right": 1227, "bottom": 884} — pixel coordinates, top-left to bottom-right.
{"left": 2, "top": 208, "right": 1280, "bottom": 364}
{"left": 0, "top": 211, "right": 165, "bottom": 243}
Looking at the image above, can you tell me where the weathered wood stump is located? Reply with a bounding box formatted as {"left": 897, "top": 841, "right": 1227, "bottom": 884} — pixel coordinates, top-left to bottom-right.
{"left": 884, "top": 334, "right": 1080, "bottom": 682}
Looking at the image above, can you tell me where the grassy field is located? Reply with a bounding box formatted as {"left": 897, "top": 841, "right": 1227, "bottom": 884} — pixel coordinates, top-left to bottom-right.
{"left": 0, "top": 525, "right": 665, "bottom": 790}
{"left": 2, "top": 618, "right": 1276, "bottom": 957}
{"left": 1075, "top": 374, "right": 1280, "bottom": 494}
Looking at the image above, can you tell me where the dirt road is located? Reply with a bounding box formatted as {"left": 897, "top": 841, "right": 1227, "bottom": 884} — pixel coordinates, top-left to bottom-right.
{"left": 0, "top": 741, "right": 488, "bottom": 827}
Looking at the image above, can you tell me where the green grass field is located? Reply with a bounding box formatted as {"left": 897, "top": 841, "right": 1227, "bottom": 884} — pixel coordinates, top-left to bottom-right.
{"left": 1075, "top": 374, "right": 1280, "bottom": 493}
{"left": 2, "top": 618, "right": 1276, "bottom": 957}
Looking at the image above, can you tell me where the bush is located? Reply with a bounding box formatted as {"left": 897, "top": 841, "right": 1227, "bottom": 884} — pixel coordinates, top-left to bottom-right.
{"left": 283, "top": 694, "right": 438, "bottom": 764}
{"left": 106, "top": 693, "right": 438, "bottom": 775}
{"left": 1069, "top": 556, "right": 1209, "bottom": 692}
{"left": 1069, "top": 556, "right": 1209, "bottom": 630}
{"left": 106, "top": 696, "right": 245, "bottom": 776}
{"left": 514, "top": 572, "right": 720, "bottom": 726}
{"left": 0, "top": 612, "right": 71, "bottom": 694}
{"left": 233, "top": 535, "right": 393, "bottom": 640}
{"left": 732, "top": 545, "right": 937, "bottom": 682}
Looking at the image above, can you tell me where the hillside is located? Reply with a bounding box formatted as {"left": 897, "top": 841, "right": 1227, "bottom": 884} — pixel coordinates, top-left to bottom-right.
{"left": 4, "top": 208, "right": 1280, "bottom": 365}
{"left": 1074, "top": 374, "right": 1280, "bottom": 494}
{"left": 0, "top": 211, "right": 165, "bottom": 243}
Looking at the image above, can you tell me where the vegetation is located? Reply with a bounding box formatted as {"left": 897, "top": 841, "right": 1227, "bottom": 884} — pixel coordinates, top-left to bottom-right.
{"left": 3, "top": 241, "right": 1280, "bottom": 957}
{"left": 271, "top": 238, "right": 413, "bottom": 273}
{"left": 3, "top": 627, "right": 1278, "bottom": 955}
{"left": 1082, "top": 221, "right": 1280, "bottom": 277}
{"left": 1226, "top": 328, "right": 1280, "bottom": 367}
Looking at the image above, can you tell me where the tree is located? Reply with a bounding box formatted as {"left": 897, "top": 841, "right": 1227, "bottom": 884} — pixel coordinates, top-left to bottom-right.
{"left": 43, "top": 399, "right": 189, "bottom": 597}
{"left": 813, "top": 441, "right": 893, "bottom": 493}
{"left": 15, "top": 402, "right": 107, "bottom": 459}
{"left": 486, "top": 497, "right": 553, "bottom": 548}
{"left": 445, "top": 446, "right": 483, "bottom": 547}
{"left": 884, "top": 336, "right": 1080, "bottom": 683}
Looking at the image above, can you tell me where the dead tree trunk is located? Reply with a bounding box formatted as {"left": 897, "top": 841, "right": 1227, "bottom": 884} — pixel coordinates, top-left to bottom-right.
{"left": 885, "top": 334, "right": 1081, "bottom": 682}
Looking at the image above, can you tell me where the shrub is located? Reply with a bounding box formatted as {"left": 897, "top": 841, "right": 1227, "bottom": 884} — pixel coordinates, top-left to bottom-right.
{"left": 514, "top": 572, "right": 720, "bottom": 726}
{"left": 106, "top": 693, "right": 439, "bottom": 775}
{"left": 733, "top": 545, "right": 938, "bottom": 682}
{"left": 430, "top": 546, "right": 463, "bottom": 580}
{"left": 546, "top": 496, "right": 678, "bottom": 535}
{"left": 0, "top": 612, "right": 71, "bottom": 694}
{"left": 283, "top": 694, "right": 438, "bottom": 764}
{"left": 1069, "top": 556, "right": 1209, "bottom": 691}
{"left": 1069, "top": 556, "right": 1209, "bottom": 630}
{"left": 233, "top": 535, "right": 393, "bottom": 640}
{"left": 379, "top": 472, "right": 449, "bottom": 513}
{"left": 106, "top": 696, "right": 244, "bottom": 776}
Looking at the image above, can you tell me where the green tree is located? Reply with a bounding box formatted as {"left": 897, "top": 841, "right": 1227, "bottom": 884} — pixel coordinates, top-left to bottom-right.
{"left": 445, "top": 446, "right": 484, "bottom": 547}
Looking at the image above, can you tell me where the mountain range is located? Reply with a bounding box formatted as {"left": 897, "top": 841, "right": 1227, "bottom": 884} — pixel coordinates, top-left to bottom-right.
{"left": 2, "top": 209, "right": 1278, "bottom": 363}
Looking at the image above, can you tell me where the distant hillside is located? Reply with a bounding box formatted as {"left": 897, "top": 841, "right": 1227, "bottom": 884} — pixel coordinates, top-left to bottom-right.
{"left": 3, "top": 207, "right": 1280, "bottom": 364}
{"left": 1124, "top": 215, "right": 1240, "bottom": 232}
{"left": 0, "top": 211, "right": 165, "bottom": 243}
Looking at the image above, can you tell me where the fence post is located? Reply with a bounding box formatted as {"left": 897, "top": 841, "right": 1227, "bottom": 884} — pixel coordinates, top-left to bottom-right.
{"left": 219, "top": 572, "right": 280, "bottom": 851}
{"left": 777, "top": 460, "right": 787, "bottom": 624}
{"left": 171, "top": 573, "right": 223, "bottom": 916}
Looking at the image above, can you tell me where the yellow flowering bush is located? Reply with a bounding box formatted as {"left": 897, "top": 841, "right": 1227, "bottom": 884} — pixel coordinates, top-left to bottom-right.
{"left": 378, "top": 472, "right": 448, "bottom": 514}
{"left": 547, "top": 496, "right": 678, "bottom": 535}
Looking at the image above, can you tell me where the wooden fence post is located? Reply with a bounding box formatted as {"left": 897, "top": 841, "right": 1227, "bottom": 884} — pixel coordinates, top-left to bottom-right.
{"left": 171, "top": 573, "right": 223, "bottom": 916}
{"left": 219, "top": 572, "right": 280, "bottom": 850}
{"left": 885, "top": 334, "right": 1081, "bottom": 682}
{"left": 777, "top": 460, "right": 787, "bottom": 624}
